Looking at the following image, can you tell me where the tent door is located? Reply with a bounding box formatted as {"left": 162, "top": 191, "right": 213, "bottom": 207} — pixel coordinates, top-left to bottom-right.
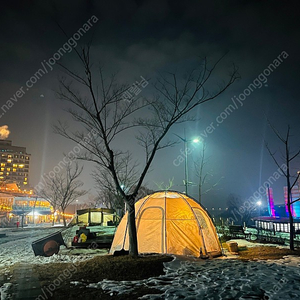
{"left": 137, "top": 207, "right": 165, "bottom": 253}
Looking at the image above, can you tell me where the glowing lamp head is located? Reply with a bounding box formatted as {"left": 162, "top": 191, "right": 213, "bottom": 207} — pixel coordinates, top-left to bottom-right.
{"left": 257, "top": 200, "right": 262, "bottom": 206}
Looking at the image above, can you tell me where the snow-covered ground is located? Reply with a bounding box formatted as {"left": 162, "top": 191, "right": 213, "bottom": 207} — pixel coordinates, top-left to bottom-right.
{"left": 1, "top": 227, "right": 300, "bottom": 299}
{"left": 0, "top": 225, "right": 112, "bottom": 299}
{"left": 88, "top": 255, "right": 300, "bottom": 299}
{"left": 89, "top": 239, "right": 300, "bottom": 299}
{"left": 0, "top": 225, "right": 110, "bottom": 270}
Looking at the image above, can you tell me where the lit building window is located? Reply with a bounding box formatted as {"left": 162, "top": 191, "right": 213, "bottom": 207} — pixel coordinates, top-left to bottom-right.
{"left": 7, "top": 159, "right": 11, "bottom": 163}
{"left": 19, "top": 164, "right": 24, "bottom": 168}
{"left": 13, "top": 168, "right": 16, "bottom": 172}
{"left": 7, "top": 168, "right": 10, "bottom": 171}
{"left": 1, "top": 168, "right": 4, "bottom": 171}
{"left": 1, "top": 163, "right": 5, "bottom": 167}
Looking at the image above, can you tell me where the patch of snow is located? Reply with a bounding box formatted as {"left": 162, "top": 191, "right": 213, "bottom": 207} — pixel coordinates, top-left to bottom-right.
{"left": 0, "top": 282, "right": 12, "bottom": 300}
{"left": 70, "top": 281, "right": 84, "bottom": 286}
{"left": 90, "top": 256, "right": 300, "bottom": 299}
{"left": 265, "top": 255, "right": 300, "bottom": 267}
{"left": 225, "top": 239, "right": 288, "bottom": 249}
{"left": 0, "top": 227, "right": 108, "bottom": 269}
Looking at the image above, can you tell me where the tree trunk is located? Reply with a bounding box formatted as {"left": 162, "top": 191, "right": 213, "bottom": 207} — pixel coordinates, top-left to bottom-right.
{"left": 126, "top": 197, "right": 138, "bottom": 257}
{"left": 52, "top": 209, "right": 56, "bottom": 226}
{"left": 286, "top": 149, "right": 294, "bottom": 250}
{"left": 62, "top": 209, "right": 67, "bottom": 227}
{"left": 288, "top": 202, "right": 294, "bottom": 250}
{"left": 198, "top": 182, "right": 202, "bottom": 204}
{"left": 287, "top": 186, "right": 294, "bottom": 250}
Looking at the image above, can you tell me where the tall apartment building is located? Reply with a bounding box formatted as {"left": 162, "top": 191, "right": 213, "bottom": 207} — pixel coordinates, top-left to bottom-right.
{"left": 0, "top": 140, "right": 31, "bottom": 187}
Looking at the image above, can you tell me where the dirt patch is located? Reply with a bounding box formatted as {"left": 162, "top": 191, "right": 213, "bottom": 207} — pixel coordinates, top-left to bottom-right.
{"left": 34, "top": 254, "right": 173, "bottom": 282}
{"left": 237, "top": 246, "right": 300, "bottom": 260}
{"left": 14, "top": 247, "right": 300, "bottom": 299}
{"left": 34, "top": 254, "right": 173, "bottom": 300}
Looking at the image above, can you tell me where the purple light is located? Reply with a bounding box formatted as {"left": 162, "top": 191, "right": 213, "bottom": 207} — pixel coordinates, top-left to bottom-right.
{"left": 266, "top": 187, "right": 276, "bottom": 217}
{"left": 284, "top": 186, "right": 296, "bottom": 217}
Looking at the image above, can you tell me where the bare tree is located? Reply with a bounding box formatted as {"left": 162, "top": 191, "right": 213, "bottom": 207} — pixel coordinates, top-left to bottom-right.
{"left": 36, "top": 180, "right": 61, "bottom": 226}
{"left": 93, "top": 182, "right": 154, "bottom": 217}
{"left": 37, "top": 162, "right": 87, "bottom": 227}
{"left": 154, "top": 178, "right": 175, "bottom": 191}
{"left": 131, "top": 185, "right": 154, "bottom": 200}
{"left": 54, "top": 47, "right": 238, "bottom": 256}
{"left": 84, "top": 194, "right": 100, "bottom": 208}
{"left": 93, "top": 157, "right": 138, "bottom": 216}
{"left": 95, "top": 187, "right": 125, "bottom": 216}
{"left": 93, "top": 161, "right": 154, "bottom": 215}
{"left": 194, "top": 143, "right": 223, "bottom": 204}
{"left": 59, "top": 163, "right": 87, "bottom": 226}
{"left": 265, "top": 123, "right": 300, "bottom": 250}
{"left": 226, "top": 193, "right": 252, "bottom": 225}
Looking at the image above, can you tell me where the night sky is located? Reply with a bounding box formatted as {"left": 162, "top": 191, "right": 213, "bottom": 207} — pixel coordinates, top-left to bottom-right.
{"left": 1, "top": 0, "right": 299, "bottom": 208}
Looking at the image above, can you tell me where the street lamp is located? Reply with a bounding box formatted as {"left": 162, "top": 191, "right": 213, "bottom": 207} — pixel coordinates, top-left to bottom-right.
{"left": 120, "top": 184, "right": 126, "bottom": 214}
{"left": 257, "top": 200, "right": 262, "bottom": 232}
{"left": 174, "top": 131, "right": 200, "bottom": 195}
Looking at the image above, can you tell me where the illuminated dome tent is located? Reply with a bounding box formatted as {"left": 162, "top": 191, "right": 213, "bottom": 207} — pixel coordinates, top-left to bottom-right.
{"left": 110, "top": 191, "right": 222, "bottom": 257}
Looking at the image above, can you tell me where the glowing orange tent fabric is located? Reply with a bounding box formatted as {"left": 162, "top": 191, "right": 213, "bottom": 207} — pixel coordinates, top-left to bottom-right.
{"left": 110, "top": 191, "right": 222, "bottom": 257}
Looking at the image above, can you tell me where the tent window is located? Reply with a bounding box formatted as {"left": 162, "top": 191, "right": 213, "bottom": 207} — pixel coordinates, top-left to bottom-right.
{"left": 193, "top": 209, "right": 208, "bottom": 229}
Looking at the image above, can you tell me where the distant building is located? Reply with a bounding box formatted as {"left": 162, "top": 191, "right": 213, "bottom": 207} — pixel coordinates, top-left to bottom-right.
{"left": 266, "top": 175, "right": 300, "bottom": 219}
{"left": 0, "top": 139, "right": 31, "bottom": 188}
{"left": 0, "top": 190, "right": 52, "bottom": 226}
{"left": 284, "top": 185, "right": 300, "bottom": 218}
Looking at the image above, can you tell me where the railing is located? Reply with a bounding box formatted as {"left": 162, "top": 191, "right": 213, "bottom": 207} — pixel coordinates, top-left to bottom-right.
{"left": 12, "top": 205, "right": 51, "bottom": 211}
